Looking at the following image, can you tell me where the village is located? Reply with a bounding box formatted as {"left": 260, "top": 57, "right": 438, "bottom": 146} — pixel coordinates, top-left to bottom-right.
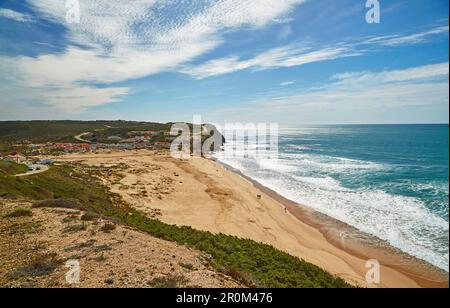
{"left": 0, "top": 130, "right": 175, "bottom": 173}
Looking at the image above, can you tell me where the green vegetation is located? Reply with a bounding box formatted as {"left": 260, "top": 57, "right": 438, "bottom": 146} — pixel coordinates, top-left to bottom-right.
{"left": 7, "top": 221, "right": 42, "bottom": 236}
{"left": 0, "top": 120, "right": 171, "bottom": 144}
{"left": 80, "top": 212, "right": 99, "bottom": 221}
{"left": 150, "top": 276, "right": 182, "bottom": 288}
{"left": 100, "top": 223, "right": 116, "bottom": 233}
{"left": 8, "top": 253, "right": 62, "bottom": 281}
{"left": 0, "top": 161, "right": 28, "bottom": 176}
{"left": 3, "top": 208, "right": 33, "bottom": 218}
{"left": 0, "top": 164, "right": 352, "bottom": 288}
{"left": 179, "top": 263, "right": 195, "bottom": 271}
{"left": 0, "top": 120, "right": 225, "bottom": 156}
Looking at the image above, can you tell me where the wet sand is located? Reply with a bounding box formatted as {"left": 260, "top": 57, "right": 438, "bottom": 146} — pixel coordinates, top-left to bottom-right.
{"left": 226, "top": 163, "right": 449, "bottom": 289}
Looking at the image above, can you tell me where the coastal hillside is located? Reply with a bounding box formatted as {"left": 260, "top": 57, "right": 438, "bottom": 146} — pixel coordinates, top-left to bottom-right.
{"left": 0, "top": 199, "right": 243, "bottom": 288}
{"left": 0, "top": 120, "right": 224, "bottom": 155}
{"left": 0, "top": 123, "right": 351, "bottom": 288}
{"left": 0, "top": 121, "right": 171, "bottom": 143}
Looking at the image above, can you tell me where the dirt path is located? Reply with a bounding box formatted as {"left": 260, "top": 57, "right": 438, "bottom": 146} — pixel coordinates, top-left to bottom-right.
{"left": 15, "top": 165, "right": 49, "bottom": 177}
{"left": 74, "top": 132, "right": 92, "bottom": 143}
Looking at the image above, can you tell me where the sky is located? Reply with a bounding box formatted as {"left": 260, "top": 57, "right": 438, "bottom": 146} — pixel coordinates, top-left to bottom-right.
{"left": 0, "top": 0, "right": 448, "bottom": 125}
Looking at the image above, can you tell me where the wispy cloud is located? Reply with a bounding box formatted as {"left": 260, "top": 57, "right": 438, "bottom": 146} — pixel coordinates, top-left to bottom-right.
{"left": 1, "top": 0, "right": 305, "bottom": 113}
{"left": 280, "top": 80, "right": 296, "bottom": 86}
{"left": 183, "top": 44, "right": 359, "bottom": 79}
{"left": 263, "top": 62, "right": 450, "bottom": 108}
{"left": 0, "top": 8, "right": 34, "bottom": 23}
{"left": 183, "top": 24, "right": 449, "bottom": 79}
{"left": 1, "top": 1, "right": 448, "bottom": 118}
{"left": 365, "top": 25, "right": 449, "bottom": 46}
{"left": 210, "top": 63, "right": 449, "bottom": 123}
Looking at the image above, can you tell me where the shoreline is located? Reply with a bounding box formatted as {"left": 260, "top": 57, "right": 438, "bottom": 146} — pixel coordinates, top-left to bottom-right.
{"left": 215, "top": 159, "right": 449, "bottom": 288}
{"left": 56, "top": 150, "right": 449, "bottom": 288}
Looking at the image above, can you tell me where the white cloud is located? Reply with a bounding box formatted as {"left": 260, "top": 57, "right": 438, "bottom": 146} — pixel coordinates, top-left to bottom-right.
{"left": 365, "top": 26, "right": 449, "bottom": 46}
{"left": 265, "top": 62, "right": 450, "bottom": 108}
{"left": 331, "top": 63, "right": 449, "bottom": 85}
{"left": 183, "top": 44, "right": 358, "bottom": 79}
{"left": 185, "top": 24, "right": 449, "bottom": 79}
{"left": 2, "top": 0, "right": 305, "bottom": 113}
{"left": 209, "top": 63, "right": 449, "bottom": 123}
{"left": 2, "top": 1, "right": 448, "bottom": 117}
{"left": 280, "top": 80, "right": 296, "bottom": 86}
{"left": 0, "top": 8, "right": 34, "bottom": 22}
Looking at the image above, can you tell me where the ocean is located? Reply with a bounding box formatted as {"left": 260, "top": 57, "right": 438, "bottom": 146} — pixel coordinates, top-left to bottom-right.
{"left": 215, "top": 124, "right": 449, "bottom": 271}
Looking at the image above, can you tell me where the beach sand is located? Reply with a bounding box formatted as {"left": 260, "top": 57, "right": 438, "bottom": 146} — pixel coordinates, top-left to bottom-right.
{"left": 57, "top": 150, "right": 449, "bottom": 288}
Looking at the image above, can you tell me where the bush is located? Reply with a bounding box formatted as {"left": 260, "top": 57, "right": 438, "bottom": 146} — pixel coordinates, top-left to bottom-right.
{"left": 179, "top": 263, "right": 195, "bottom": 271}
{"left": 4, "top": 208, "right": 33, "bottom": 218}
{"left": 100, "top": 223, "right": 116, "bottom": 233}
{"left": 63, "top": 224, "right": 87, "bottom": 233}
{"left": 150, "top": 276, "right": 182, "bottom": 288}
{"left": 33, "top": 198, "right": 83, "bottom": 210}
{"left": 2, "top": 164, "right": 353, "bottom": 288}
{"left": 81, "top": 212, "right": 99, "bottom": 221}
{"left": 8, "top": 253, "right": 62, "bottom": 280}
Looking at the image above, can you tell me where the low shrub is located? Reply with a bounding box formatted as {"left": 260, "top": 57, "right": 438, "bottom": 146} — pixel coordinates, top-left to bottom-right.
{"left": 8, "top": 253, "right": 62, "bottom": 280}
{"left": 3, "top": 208, "right": 33, "bottom": 218}
{"left": 33, "top": 198, "right": 83, "bottom": 210}
{"left": 81, "top": 212, "right": 99, "bottom": 221}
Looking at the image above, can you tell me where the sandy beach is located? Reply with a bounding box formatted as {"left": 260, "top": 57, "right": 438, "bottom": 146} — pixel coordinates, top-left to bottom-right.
{"left": 57, "top": 150, "right": 449, "bottom": 288}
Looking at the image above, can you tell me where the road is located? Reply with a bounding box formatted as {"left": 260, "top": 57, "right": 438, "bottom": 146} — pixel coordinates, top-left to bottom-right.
{"left": 74, "top": 132, "right": 92, "bottom": 143}
{"left": 15, "top": 165, "right": 49, "bottom": 177}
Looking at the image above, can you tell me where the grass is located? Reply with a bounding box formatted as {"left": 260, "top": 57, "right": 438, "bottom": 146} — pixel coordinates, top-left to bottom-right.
{"left": 0, "top": 120, "right": 171, "bottom": 144}
{"left": 104, "top": 277, "right": 115, "bottom": 285}
{"left": 100, "top": 223, "right": 116, "bottom": 233}
{"left": 0, "top": 161, "right": 28, "bottom": 176}
{"left": 3, "top": 208, "right": 33, "bottom": 218}
{"left": 0, "top": 164, "right": 352, "bottom": 288}
{"left": 80, "top": 212, "right": 99, "bottom": 221}
{"left": 8, "top": 253, "right": 62, "bottom": 280}
{"left": 94, "top": 244, "right": 112, "bottom": 253}
{"left": 150, "top": 276, "right": 182, "bottom": 288}
{"left": 33, "top": 199, "right": 84, "bottom": 210}
{"left": 63, "top": 224, "right": 87, "bottom": 233}
{"left": 179, "top": 263, "right": 195, "bottom": 271}
{"left": 7, "top": 221, "right": 42, "bottom": 236}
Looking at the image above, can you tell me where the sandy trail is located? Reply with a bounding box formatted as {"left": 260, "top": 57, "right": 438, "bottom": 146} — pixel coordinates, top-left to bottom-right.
{"left": 57, "top": 150, "right": 449, "bottom": 288}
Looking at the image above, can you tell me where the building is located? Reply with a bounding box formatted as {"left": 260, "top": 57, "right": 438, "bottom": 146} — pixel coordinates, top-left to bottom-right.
{"left": 50, "top": 143, "right": 91, "bottom": 153}
{"left": 38, "top": 158, "right": 54, "bottom": 165}
{"left": 119, "top": 138, "right": 136, "bottom": 144}
{"left": 107, "top": 136, "right": 122, "bottom": 142}
{"left": 3, "top": 154, "right": 27, "bottom": 164}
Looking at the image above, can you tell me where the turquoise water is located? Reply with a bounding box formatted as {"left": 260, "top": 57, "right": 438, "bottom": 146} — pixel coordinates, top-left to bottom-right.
{"left": 216, "top": 124, "right": 449, "bottom": 270}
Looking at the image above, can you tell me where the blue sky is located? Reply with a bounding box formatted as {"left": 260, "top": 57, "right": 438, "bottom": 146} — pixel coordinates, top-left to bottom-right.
{"left": 0, "top": 0, "right": 448, "bottom": 125}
